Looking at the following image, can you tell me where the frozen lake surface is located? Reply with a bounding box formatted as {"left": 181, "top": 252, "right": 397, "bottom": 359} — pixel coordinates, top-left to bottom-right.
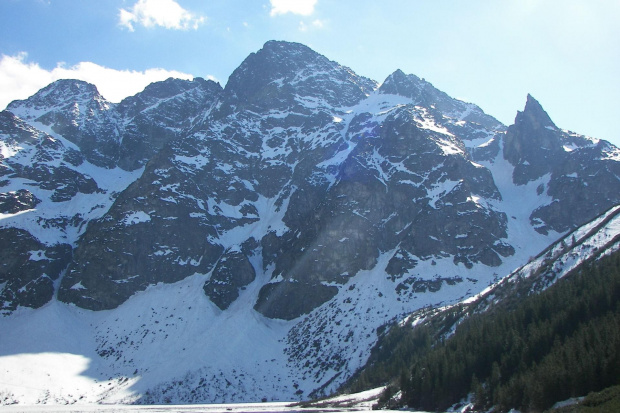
{"left": 0, "top": 388, "right": 400, "bottom": 413}
{"left": 0, "top": 402, "right": 398, "bottom": 413}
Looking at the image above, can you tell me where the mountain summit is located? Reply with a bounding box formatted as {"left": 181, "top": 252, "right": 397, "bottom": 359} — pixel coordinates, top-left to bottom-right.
{"left": 503, "top": 94, "right": 563, "bottom": 180}
{"left": 223, "top": 40, "right": 375, "bottom": 111}
{"left": 1, "top": 41, "right": 619, "bottom": 405}
{"left": 522, "top": 93, "right": 557, "bottom": 129}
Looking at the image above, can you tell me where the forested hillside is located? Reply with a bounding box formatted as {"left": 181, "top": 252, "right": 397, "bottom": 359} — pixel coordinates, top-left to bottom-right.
{"left": 348, "top": 247, "right": 620, "bottom": 412}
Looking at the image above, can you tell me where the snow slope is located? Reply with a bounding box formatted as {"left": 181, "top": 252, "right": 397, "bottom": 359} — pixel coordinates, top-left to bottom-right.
{"left": 0, "top": 388, "right": 392, "bottom": 413}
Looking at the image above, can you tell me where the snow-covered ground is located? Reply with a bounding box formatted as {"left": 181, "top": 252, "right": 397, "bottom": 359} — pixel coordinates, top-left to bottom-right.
{"left": 0, "top": 272, "right": 296, "bottom": 405}
{"left": 0, "top": 388, "right": 397, "bottom": 412}
{"left": 0, "top": 404, "right": 403, "bottom": 413}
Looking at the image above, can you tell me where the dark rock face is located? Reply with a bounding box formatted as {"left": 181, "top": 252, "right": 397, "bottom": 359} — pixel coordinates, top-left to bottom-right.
{"left": 253, "top": 102, "right": 512, "bottom": 319}
{"left": 31, "top": 165, "right": 101, "bottom": 202}
{"left": 504, "top": 94, "right": 565, "bottom": 184}
{"left": 58, "top": 152, "right": 224, "bottom": 310}
{"left": 0, "top": 189, "right": 40, "bottom": 214}
{"left": 0, "top": 228, "right": 71, "bottom": 313}
{"left": 255, "top": 281, "right": 339, "bottom": 320}
{"left": 529, "top": 144, "right": 620, "bottom": 234}
{"left": 0, "top": 110, "right": 46, "bottom": 145}
{"left": 116, "top": 77, "right": 223, "bottom": 170}
{"left": 503, "top": 95, "right": 620, "bottom": 234}
{"left": 203, "top": 250, "right": 256, "bottom": 310}
{"left": 0, "top": 109, "right": 101, "bottom": 205}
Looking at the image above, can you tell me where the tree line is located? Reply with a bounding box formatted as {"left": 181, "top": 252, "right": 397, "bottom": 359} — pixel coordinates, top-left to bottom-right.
{"left": 345, "top": 249, "right": 620, "bottom": 412}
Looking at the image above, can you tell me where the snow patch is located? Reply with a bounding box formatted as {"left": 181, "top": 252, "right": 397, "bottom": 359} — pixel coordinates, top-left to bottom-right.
{"left": 0, "top": 141, "right": 21, "bottom": 158}
{"left": 426, "top": 180, "right": 461, "bottom": 209}
{"left": 123, "top": 211, "right": 151, "bottom": 226}
{"left": 28, "top": 250, "right": 48, "bottom": 261}
{"left": 70, "top": 282, "right": 86, "bottom": 290}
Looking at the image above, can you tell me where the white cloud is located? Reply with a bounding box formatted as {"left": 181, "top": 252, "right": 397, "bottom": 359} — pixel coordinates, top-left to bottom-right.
{"left": 270, "top": 0, "right": 317, "bottom": 16}
{"left": 299, "top": 19, "right": 324, "bottom": 32}
{"left": 119, "top": 0, "right": 205, "bottom": 31}
{"left": 0, "top": 53, "right": 203, "bottom": 109}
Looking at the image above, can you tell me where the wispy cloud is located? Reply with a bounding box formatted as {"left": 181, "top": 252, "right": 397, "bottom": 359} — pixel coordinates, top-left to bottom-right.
{"left": 270, "top": 0, "right": 317, "bottom": 16}
{"left": 0, "top": 53, "right": 205, "bottom": 109}
{"left": 119, "top": 0, "right": 205, "bottom": 31}
{"left": 299, "top": 19, "right": 324, "bottom": 32}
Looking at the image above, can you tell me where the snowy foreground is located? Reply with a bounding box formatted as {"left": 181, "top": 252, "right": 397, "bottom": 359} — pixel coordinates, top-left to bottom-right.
{"left": 0, "top": 404, "right": 404, "bottom": 413}
{"left": 0, "top": 404, "right": 393, "bottom": 413}
{"left": 0, "top": 388, "right": 404, "bottom": 412}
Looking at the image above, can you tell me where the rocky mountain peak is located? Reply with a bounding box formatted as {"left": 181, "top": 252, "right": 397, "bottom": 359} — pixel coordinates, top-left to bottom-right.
{"left": 121, "top": 77, "right": 220, "bottom": 107}
{"left": 128, "top": 77, "right": 197, "bottom": 105}
{"left": 117, "top": 77, "right": 222, "bottom": 120}
{"left": 378, "top": 69, "right": 427, "bottom": 100}
{"left": 519, "top": 94, "right": 557, "bottom": 131}
{"left": 378, "top": 70, "right": 503, "bottom": 133}
{"left": 503, "top": 95, "right": 564, "bottom": 183}
{"left": 222, "top": 40, "right": 376, "bottom": 111}
{"left": 32, "top": 78, "right": 102, "bottom": 101}
{"left": 261, "top": 39, "right": 318, "bottom": 58}
{"left": 7, "top": 79, "right": 109, "bottom": 121}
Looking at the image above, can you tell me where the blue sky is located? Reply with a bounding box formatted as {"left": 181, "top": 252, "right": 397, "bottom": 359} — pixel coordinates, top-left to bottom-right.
{"left": 1, "top": 0, "right": 619, "bottom": 146}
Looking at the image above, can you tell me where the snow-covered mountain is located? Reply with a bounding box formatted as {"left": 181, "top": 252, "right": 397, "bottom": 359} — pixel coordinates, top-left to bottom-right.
{"left": 403, "top": 202, "right": 620, "bottom": 332}
{"left": 0, "top": 77, "right": 220, "bottom": 313}
{"left": 1, "top": 40, "right": 619, "bottom": 405}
